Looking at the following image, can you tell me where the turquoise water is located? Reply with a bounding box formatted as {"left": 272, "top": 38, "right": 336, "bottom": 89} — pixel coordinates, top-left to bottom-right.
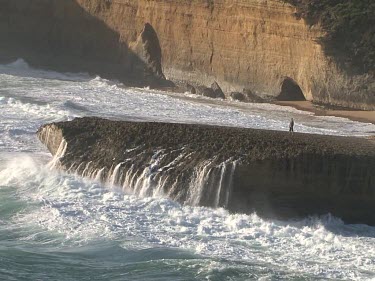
{"left": 1, "top": 60, "right": 375, "bottom": 280}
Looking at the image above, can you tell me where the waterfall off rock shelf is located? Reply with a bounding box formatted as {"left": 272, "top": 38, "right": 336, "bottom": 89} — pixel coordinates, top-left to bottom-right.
{"left": 38, "top": 117, "right": 375, "bottom": 225}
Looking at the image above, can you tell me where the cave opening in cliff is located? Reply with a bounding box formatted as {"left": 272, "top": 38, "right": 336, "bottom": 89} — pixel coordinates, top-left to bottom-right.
{"left": 277, "top": 77, "right": 306, "bottom": 101}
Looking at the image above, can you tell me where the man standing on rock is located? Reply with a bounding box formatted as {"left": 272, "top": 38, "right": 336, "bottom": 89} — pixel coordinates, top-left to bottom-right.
{"left": 289, "top": 118, "right": 294, "bottom": 133}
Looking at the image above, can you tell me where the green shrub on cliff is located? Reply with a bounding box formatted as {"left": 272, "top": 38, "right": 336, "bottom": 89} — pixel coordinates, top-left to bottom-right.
{"left": 285, "top": 0, "right": 375, "bottom": 74}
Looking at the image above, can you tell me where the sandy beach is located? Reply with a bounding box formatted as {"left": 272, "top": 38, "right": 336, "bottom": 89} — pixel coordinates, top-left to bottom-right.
{"left": 274, "top": 101, "right": 375, "bottom": 125}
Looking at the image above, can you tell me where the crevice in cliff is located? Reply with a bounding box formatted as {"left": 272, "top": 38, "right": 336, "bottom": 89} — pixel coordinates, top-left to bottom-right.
{"left": 277, "top": 77, "right": 306, "bottom": 101}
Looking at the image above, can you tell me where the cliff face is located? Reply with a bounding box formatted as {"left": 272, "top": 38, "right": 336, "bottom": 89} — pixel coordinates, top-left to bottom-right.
{"left": 0, "top": 0, "right": 120, "bottom": 72}
{"left": 1, "top": 0, "right": 374, "bottom": 109}
{"left": 38, "top": 117, "right": 375, "bottom": 225}
{"left": 0, "top": 0, "right": 166, "bottom": 85}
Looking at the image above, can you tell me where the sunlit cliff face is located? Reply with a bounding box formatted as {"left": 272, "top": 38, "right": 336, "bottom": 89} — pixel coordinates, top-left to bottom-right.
{"left": 75, "top": 0, "right": 374, "bottom": 109}
{"left": 1, "top": 0, "right": 374, "bottom": 109}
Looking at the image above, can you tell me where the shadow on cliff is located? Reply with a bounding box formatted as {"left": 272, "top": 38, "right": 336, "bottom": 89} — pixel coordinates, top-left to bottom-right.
{"left": 0, "top": 0, "right": 171, "bottom": 87}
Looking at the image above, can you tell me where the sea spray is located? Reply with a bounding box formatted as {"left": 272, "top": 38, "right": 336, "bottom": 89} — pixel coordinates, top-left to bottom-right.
{"left": 109, "top": 161, "right": 126, "bottom": 187}
{"left": 2, "top": 59, "right": 375, "bottom": 280}
{"left": 47, "top": 139, "right": 67, "bottom": 170}
{"left": 214, "top": 159, "right": 238, "bottom": 208}
{"left": 2, "top": 155, "right": 375, "bottom": 280}
{"left": 45, "top": 139, "right": 241, "bottom": 209}
{"left": 185, "top": 159, "right": 215, "bottom": 206}
{"left": 81, "top": 161, "right": 93, "bottom": 177}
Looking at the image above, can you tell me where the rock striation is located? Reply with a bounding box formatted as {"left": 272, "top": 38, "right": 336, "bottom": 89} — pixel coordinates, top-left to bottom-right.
{"left": 38, "top": 117, "right": 375, "bottom": 225}
{"left": 1, "top": 0, "right": 374, "bottom": 109}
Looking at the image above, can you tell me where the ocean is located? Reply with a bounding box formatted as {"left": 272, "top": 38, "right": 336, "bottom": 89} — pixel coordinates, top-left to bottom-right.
{"left": 1, "top": 59, "right": 375, "bottom": 280}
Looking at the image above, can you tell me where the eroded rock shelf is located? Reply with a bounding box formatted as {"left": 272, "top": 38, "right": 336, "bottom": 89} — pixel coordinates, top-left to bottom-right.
{"left": 38, "top": 117, "right": 375, "bottom": 225}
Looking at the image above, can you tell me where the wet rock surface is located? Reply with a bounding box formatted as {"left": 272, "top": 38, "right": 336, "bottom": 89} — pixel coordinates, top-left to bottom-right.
{"left": 211, "top": 82, "right": 225, "bottom": 99}
{"left": 38, "top": 117, "right": 375, "bottom": 225}
{"left": 195, "top": 86, "right": 220, "bottom": 99}
{"left": 230, "top": 90, "right": 265, "bottom": 103}
{"left": 230, "top": 92, "right": 246, "bottom": 101}
{"left": 185, "top": 83, "right": 196, "bottom": 95}
{"left": 192, "top": 82, "right": 226, "bottom": 99}
{"left": 242, "top": 89, "right": 265, "bottom": 103}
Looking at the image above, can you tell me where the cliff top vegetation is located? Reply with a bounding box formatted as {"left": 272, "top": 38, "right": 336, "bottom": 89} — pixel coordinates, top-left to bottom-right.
{"left": 285, "top": 0, "right": 375, "bottom": 74}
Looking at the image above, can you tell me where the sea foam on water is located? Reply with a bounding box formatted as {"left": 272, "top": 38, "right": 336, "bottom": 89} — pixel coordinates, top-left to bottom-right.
{"left": 0, "top": 60, "right": 375, "bottom": 280}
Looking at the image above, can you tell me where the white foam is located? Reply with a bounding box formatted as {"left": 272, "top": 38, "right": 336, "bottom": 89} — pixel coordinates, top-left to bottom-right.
{"left": 0, "top": 156, "right": 374, "bottom": 279}
{"left": 1, "top": 60, "right": 375, "bottom": 279}
{"left": 0, "top": 59, "right": 90, "bottom": 81}
{"left": 1, "top": 58, "right": 374, "bottom": 155}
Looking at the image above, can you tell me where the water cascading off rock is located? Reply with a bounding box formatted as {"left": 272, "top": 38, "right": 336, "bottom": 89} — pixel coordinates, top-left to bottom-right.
{"left": 37, "top": 117, "right": 375, "bottom": 225}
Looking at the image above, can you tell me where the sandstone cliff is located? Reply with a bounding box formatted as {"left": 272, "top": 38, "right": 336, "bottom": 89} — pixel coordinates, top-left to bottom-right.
{"left": 38, "top": 117, "right": 375, "bottom": 225}
{"left": 0, "top": 0, "right": 167, "bottom": 86}
{"left": 1, "top": 0, "right": 374, "bottom": 109}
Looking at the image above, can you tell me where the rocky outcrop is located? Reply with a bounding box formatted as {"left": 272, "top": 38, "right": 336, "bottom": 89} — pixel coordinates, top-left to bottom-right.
{"left": 211, "top": 82, "right": 225, "bottom": 99}
{"left": 181, "top": 82, "right": 226, "bottom": 99}
{"left": 230, "top": 90, "right": 265, "bottom": 103}
{"left": 1, "top": 0, "right": 374, "bottom": 109}
{"left": 230, "top": 92, "right": 246, "bottom": 102}
{"left": 185, "top": 83, "right": 196, "bottom": 95}
{"left": 129, "top": 23, "right": 165, "bottom": 82}
{"left": 195, "top": 83, "right": 225, "bottom": 99}
{"left": 195, "top": 86, "right": 217, "bottom": 98}
{"left": 243, "top": 89, "right": 265, "bottom": 103}
{"left": 38, "top": 117, "right": 375, "bottom": 225}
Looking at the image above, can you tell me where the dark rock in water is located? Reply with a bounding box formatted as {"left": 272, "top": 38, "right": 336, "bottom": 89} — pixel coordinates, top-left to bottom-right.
{"left": 243, "top": 89, "right": 265, "bottom": 103}
{"left": 230, "top": 92, "right": 246, "bottom": 101}
{"left": 185, "top": 83, "right": 196, "bottom": 95}
{"left": 37, "top": 117, "right": 375, "bottom": 225}
{"left": 195, "top": 82, "right": 225, "bottom": 99}
{"left": 230, "top": 89, "right": 264, "bottom": 103}
{"left": 211, "top": 82, "right": 225, "bottom": 99}
{"left": 196, "top": 86, "right": 217, "bottom": 98}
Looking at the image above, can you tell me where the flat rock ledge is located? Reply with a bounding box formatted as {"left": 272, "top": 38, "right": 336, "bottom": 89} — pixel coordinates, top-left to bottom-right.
{"left": 37, "top": 117, "right": 375, "bottom": 225}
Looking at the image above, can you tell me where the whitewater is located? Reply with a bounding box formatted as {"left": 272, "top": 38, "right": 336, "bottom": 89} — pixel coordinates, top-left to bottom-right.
{"left": 1, "top": 59, "right": 375, "bottom": 280}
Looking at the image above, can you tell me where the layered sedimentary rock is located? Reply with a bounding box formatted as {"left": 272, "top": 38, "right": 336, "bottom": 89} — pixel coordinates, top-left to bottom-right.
{"left": 38, "top": 117, "right": 375, "bottom": 225}
{"left": 1, "top": 0, "right": 374, "bottom": 109}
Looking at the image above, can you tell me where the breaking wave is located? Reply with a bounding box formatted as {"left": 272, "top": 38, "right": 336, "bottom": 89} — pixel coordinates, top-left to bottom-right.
{"left": 1, "top": 59, "right": 375, "bottom": 280}
{"left": 1, "top": 155, "right": 375, "bottom": 280}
